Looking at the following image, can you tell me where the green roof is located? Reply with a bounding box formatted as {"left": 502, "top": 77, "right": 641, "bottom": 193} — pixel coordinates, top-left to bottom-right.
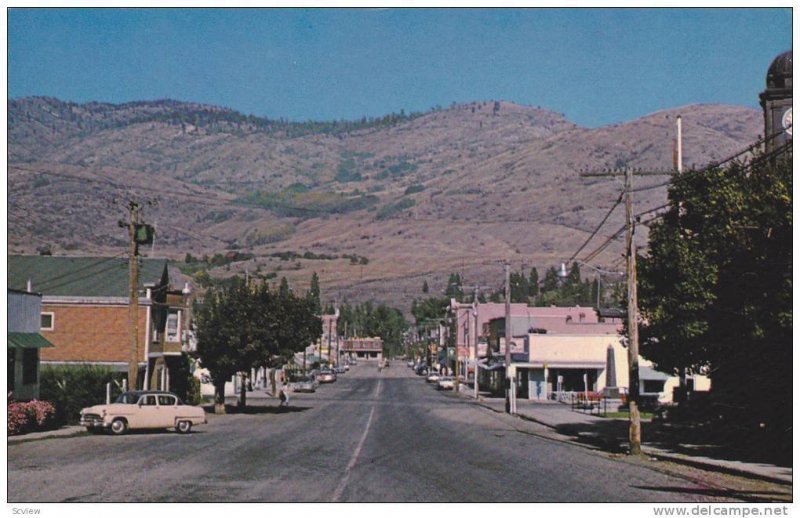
{"left": 7, "top": 256, "right": 169, "bottom": 297}
{"left": 8, "top": 332, "right": 55, "bottom": 349}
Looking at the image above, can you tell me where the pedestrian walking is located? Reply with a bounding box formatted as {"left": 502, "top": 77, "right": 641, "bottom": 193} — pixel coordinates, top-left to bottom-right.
{"left": 279, "top": 382, "right": 290, "bottom": 407}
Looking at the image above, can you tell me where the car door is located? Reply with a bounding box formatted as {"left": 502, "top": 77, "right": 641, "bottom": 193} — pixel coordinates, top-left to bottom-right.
{"left": 136, "top": 395, "right": 161, "bottom": 429}
{"left": 157, "top": 394, "right": 179, "bottom": 427}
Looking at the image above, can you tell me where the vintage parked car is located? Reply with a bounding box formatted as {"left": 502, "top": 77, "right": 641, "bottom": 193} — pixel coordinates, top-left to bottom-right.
{"left": 289, "top": 377, "right": 316, "bottom": 393}
{"left": 318, "top": 369, "right": 337, "bottom": 383}
{"left": 437, "top": 377, "right": 455, "bottom": 390}
{"left": 334, "top": 365, "right": 347, "bottom": 374}
{"left": 426, "top": 372, "right": 442, "bottom": 383}
{"left": 80, "top": 391, "right": 206, "bottom": 435}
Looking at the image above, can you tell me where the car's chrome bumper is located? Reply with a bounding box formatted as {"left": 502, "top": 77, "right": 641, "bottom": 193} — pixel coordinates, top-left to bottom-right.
{"left": 80, "top": 415, "right": 108, "bottom": 428}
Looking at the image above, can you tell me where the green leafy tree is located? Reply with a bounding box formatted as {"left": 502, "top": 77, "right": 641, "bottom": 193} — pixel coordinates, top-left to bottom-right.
{"left": 338, "top": 301, "right": 408, "bottom": 357}
{"left": 195, "top": 283, "right": 242, "bottom": 414}
{"left": 509, "top": 271, "right": 530, "bottom": 303}
{"left": 445, "top": 273, "right": 464, "bottom": 301}
{"left": 308, "top": 271, "right": 321, "bottom": 314}
{"left": 528, "top": 268, "right": 540, "bottom": 298}
{"left": 279, "top": 276, "right": 290, "bottom": 297}
{"left": 638, "top": 152, "right": 791, "bottom": 451}
{"left": 195, "top": 277, "right": 320, "bottom": 413}
{"left": 542, "top": 266, "right": 560, "bottom": 292}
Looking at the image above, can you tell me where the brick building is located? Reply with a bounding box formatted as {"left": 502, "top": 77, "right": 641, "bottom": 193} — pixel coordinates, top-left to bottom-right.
{"left": 341, "top": 337, "right": 383, "bottom": 361}
{"left": 8, "top": 256, "right": 191, "bottom": 391}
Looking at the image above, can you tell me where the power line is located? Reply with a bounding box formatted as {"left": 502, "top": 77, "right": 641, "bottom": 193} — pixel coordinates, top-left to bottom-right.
{"left": 578, "top": 140, "right": 792, "bottom": 264}
{"left": 631, "top": 126, "right": 792, "bottom": 194}
{"left": 566, "top": 192, "right": 623, "bottom": 263}
{"left": 581, "top": 224, "right": 626, "bottom": 264}
{"left": 633, "top": 141, "right": 792, "bottom": 228}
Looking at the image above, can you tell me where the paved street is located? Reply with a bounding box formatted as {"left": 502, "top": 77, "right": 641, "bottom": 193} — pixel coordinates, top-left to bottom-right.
{"left": 8, "top": 363, "right": 754, "bottom": 503}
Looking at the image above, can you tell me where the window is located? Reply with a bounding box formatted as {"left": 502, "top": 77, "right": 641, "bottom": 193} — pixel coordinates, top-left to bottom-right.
{"left": 158, "top": 395, "right": 176, "bottom": 406}
{"left": 141, "top": 395, "right": 158, "bottom": 406}
{"left": 40, "top": 312, "right": 54, "bottom": 330}
{"left": 166, "top": 313, "right": 179, "bottom": 342}
{"left": 22, "top": 349, "right": 38, "bottom": 385}
{"left": 643, "top": 380, "right": 666, "bottom": 394}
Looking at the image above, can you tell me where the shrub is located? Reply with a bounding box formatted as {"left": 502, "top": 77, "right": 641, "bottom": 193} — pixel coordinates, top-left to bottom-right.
{"left": 246, "top": 224, "right": 296, "bottom": 246}
{"left": 40, "top": 364, "right": 125, "bottom": 425}
{"left": 7, "top": 397, "right": 57, "bottom": 435}
{"left": 169, "top": 353, "right": 203, "bottom": 405}
{"left": 185, "top": 376, "right": 202, "bottom": 406}
{"left": 376, "top": 198, "right": 416, "bottom": 220}
{"left": 404, "top": 184, "right": 425, "bottom": 195}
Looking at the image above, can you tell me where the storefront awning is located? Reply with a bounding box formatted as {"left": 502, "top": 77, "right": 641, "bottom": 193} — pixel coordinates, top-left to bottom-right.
{"left": 639, "top": 365, "right": 672, "bottom": 381}
{"left": 7, "top": 332, "right": 55, "bottom": 349}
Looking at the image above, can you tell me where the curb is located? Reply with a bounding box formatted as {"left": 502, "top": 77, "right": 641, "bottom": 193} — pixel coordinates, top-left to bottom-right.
{"left": 8, "top": 427, "right": 86, "bottom": 444}
{"left": 642, "top": 450, "right": 792, "bottom": 486}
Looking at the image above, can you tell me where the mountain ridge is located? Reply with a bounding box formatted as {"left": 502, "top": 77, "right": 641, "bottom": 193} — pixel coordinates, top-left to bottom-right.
{"left": 8, "top": 96, "right": 762, "bottom": 307}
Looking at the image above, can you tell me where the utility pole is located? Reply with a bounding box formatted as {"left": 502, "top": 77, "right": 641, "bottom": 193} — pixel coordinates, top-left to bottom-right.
{"left": 473, "top": 286, "right": 480, "bottom": 399}
{"left": 327, "top": 318, "right": 332, "bottom": 367}
{"left": 676, "top": 115, "right": 683, "bottom": 174}
{"left": 454, "top": 319, "right": 460, "bottom": 392}
{"left": 624, "top": 167, "right": 642, "bottom": 455}
{"left": 127, "top": 201, "right": 140, "bottom": 391}
{"left": 504, "top": 262, "right": 512, "bottom": 414}
{"left": 580, "top": 162, "right": 675, "bottom": 455}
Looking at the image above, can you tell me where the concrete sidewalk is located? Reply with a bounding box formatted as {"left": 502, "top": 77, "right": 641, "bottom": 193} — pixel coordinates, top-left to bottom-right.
{"left": 463, "top": 390, "right": 792, "bottom": 485}
{"left": 8, "top": 425, "right": 86, "bottom": 444}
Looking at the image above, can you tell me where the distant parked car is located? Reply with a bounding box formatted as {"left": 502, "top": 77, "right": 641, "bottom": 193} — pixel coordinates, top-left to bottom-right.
{"left": 415, "top": 364, "right": 429, "bottom": 376}
{"left": 289, "top": 377, "right": 316, "bottom": 393}
{"left": 318, "top": 369, "right": 337, "bottom": 383}
{"left": 426, "top": 372, "right": 442, "bottom": 383}
{"left": 407, "top": 361, "right": 415, "bottom": 368}
{"left": 80, "top": 391, "right": 206, "bottom": 435}
{"left": 334, "top": 366, "right": 347, "bottom": 374}
{"left": 437, "top": 377, "right": 455, "bottom": 390}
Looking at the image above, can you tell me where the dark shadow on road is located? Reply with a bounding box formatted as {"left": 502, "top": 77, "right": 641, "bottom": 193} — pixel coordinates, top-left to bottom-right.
{"left": 555, "top": 419, "right": 792, "bottom": 468}
{"left": 203, "top": 404, "right": 312, "bottom": 415}
{"left": 554, "top": 420, "right": 630, "bottom": 454}
{"left": 632, "top": 485, "right": 791, "bottom": 503}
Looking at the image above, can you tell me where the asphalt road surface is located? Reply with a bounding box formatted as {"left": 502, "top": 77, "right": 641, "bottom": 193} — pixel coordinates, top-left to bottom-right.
{"left": 8, "top": 362, "right": 748, "bottom": 503}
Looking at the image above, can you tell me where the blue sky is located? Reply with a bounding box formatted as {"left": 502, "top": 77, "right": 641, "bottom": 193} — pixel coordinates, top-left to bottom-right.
{"left": 7, "top": 8, "right": 792, "bottom": 128}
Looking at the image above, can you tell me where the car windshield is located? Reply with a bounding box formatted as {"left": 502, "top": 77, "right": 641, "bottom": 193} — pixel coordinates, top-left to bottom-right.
{"left": 114, "top": 392, "right": 140, "bottom": 404}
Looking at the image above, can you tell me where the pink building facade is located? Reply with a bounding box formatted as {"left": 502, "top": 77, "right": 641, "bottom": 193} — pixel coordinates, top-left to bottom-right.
{"left": 448, "top": 300, "right": 622, "bottom": 361}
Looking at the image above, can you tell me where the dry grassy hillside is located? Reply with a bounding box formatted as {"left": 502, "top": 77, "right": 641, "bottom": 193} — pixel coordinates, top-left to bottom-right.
{"left": 8, "top": 97, "right": 761, "bottom": 308}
